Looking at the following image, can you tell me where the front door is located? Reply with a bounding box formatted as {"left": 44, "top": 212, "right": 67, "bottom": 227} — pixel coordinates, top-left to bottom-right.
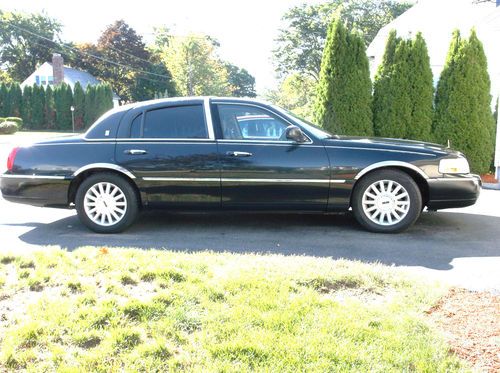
{"left": 115, "top": 103, "right": 220, "bottom": 208}
{"left": 213, "top": 103, "right": 330, "bottom": 210}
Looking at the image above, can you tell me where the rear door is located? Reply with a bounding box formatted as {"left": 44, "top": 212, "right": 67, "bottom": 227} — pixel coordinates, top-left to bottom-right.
{"left": 213, "top": 102, "right": 330, "bottom": 211}
{"left": 115, "top": 102, "right": 220, "bottom": 208}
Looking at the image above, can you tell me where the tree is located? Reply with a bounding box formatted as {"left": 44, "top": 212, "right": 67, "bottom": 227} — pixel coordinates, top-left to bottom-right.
{"left": 433, "top": 30, "right": 495, "bottom": 174}
{"left": 373, "top": 31, "right": 433, "bottom": 141}
{"left": 54, "top": 83, "right": 73, "bottom": 130}
{"left": 20, "top": 85, "right": 32, "bottom": 128}
{"left": 44, "top": 85, "right": 56, "bottom": 129}
{"left": 225, "top": 63, "right": 256, "bottom": 98}
{"left": 9, "top": 84, "right": 22, "bottom": 118}
{"left": 273, "top": 1, "right": 413, "bottom": 81}
{"left": 162, "top": 34, "right": 230, "bottom": 96}
{"left": 314, "top": 20, "right": 373, "bottom": 136}
{"left": 73, "top": 82, "right": 85, "bottom": 130}
{"left": 0, "top": 10, "right": 62, "bottom": 82}
{"left": 84, "top": 85, "right": 97, "bottom": 127}
{"left": 264, "top": 74, "right": 317, "bottom": 121}
{"left": 0, "top": 83, "right": 9, "bottom": 117}
{"left": 31, "top": 84, "right": 45, "bottom": 129}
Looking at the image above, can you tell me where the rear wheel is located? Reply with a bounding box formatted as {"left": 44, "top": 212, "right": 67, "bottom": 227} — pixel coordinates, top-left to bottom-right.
{"left": 75, "top": 173, "right": 139, "bottom": 233}
{"left": 352, "top": 169, "right": 422, "bottom": 233}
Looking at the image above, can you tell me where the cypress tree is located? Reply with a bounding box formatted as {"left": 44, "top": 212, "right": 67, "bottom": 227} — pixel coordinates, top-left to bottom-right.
{"left": 406, "top": 33, "right": 433, "bottom": 141}
{"left": 55, "top": 83, "right": 73, "bottom": 130}
{"left": 84, "top": 85, "right": 96, "bottom": 127}
{"left": 10, "top": 84, "right": 23, "bottom": 118}
{"left": 0, "top": 83, "right": 8, "bottom": 117}
{"left": 73, "top": 82, "right": 85, "bottom": 130}
{"left": 433, "top": 30, "right": 495, "bottom": 174}
{"left": 44, "top": 85, "right": 56, "bottom": 129}
{"left": 21, "top": 85, "right": 33, "bottom": 129}
{"left": 103, "top": 84, "right": 114, "bottom": 112}
{"left": 314, "top": 20, "right": 373, "bottom": 136}
{"left": 31, "top": 85, "right": 45, "bottom": 129}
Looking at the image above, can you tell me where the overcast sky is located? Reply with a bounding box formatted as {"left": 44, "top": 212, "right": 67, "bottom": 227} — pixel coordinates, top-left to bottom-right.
{"left": 0, "top": 0, "right": 325, "bottom": 93}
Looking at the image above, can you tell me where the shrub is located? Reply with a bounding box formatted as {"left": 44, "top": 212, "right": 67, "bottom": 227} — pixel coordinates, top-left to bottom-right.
{"left": 0, "top": 121, "right": 18, "bottom": 134}
{"left": 5, "top": 117, "right": 23, "bottom": 128}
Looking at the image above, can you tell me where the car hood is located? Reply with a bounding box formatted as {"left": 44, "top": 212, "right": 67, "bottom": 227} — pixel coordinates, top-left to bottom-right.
{"left": 326, "top": 136, "right": 461, "bottom": 156}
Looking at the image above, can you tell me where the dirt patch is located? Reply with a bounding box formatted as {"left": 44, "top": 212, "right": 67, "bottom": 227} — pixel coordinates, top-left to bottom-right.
{"left": 427, "top": 288, "right": 499, "bottom": 372}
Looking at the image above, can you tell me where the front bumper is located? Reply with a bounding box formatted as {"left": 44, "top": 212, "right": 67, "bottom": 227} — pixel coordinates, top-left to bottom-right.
{"left": 0, "top": 173, "right": 71, "bottom": 207}
{"left": 426, "top": 174, "right": 481, "bottom": 210}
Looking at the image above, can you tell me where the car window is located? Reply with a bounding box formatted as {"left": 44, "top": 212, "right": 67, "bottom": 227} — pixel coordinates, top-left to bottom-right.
{"left": 217, "top": 104, "right": 289, "bottom": 141}
{"left": 142, "top": 105, "right": 207, "bottom": 139}
{"left": 130, "top": 113, "right": 142, "bottom": 138}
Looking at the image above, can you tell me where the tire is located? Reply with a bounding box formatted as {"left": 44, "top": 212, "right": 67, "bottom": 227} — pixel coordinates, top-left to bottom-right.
{"left": 75, "top": 173, "right": 139, "bottom": 233}
{"left": 352, "top": 169, "right": 422, "bottom": 233}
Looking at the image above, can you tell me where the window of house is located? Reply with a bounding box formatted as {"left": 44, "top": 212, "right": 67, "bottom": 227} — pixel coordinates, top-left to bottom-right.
{"left": 141, "top": 105, "right": 207, "bottom": 139}
{"left": 41, "top": 76, "right": 47, "bottom": 85}
{"left": 35, "top": 76, "right": 40, "bottom": 85}
{"left": 48, "top": 76, "right": 54, "bottom": 85}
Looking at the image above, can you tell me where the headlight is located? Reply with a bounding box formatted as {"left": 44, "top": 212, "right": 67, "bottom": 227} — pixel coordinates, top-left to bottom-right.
{"left": 438, "top": 157, "right": 470, "bottom": 174}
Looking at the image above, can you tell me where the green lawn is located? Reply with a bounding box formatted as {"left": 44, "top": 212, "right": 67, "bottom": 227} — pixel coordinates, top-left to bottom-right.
{"left": 0, "top": 248, "right": 464, "bottom": 372}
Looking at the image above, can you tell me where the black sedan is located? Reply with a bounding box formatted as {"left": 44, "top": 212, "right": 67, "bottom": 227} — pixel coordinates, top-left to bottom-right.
{"left": 0, "top": 97, "right": 481, "bottom": 233}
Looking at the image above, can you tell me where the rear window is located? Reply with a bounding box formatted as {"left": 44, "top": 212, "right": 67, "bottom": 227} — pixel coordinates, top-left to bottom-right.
{"left": 142, "top": 105, "right": 207, "bottom": 139}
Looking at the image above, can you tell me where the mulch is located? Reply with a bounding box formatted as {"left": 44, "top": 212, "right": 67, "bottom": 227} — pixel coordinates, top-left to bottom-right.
{"left": 426, "top": 288, "right": 500, "bottom": 372}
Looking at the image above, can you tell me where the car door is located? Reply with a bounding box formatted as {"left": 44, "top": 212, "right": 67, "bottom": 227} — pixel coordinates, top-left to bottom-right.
{"left": 115, "top": 102, "right": 220, "bottom": 208}
{"left": 213, "top": 102, "right": 330, "bottom": 210}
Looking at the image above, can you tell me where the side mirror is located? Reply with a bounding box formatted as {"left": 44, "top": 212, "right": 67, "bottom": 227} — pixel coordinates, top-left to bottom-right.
{"left": 285, "top": 125, "right": 308, "bottom": 143}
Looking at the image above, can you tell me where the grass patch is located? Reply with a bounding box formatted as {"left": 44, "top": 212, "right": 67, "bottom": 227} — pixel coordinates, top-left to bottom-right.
{"left": 0, "top": 247, "right": 465, "bottom": 371}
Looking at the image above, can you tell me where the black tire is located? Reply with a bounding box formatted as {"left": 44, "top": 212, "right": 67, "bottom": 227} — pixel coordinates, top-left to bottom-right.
{"left": 352, "top": 169, "right": 422, "bottom": 233}
{"left": 75, "top": 173, "right": 139, "bottom": 233}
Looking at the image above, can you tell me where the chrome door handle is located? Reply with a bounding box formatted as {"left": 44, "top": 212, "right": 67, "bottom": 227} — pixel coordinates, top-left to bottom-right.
{"left": 124, "top": 149, "right": 148, "bottom": 155}
{"left": 226, "top": 151, "right": 253, "bottom": 157}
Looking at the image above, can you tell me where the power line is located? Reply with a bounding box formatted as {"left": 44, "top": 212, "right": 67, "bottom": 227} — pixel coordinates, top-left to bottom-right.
{"left": 3, "top": 21, "right": 171, "bottom": 80}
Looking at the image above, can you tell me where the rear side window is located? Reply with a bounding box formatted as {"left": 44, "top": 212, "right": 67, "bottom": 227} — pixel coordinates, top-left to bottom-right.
{"left": 142, "top": 105, "right": 207, "bottom": 139}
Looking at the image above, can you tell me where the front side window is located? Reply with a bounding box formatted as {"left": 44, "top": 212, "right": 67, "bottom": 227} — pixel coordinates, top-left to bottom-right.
{"left": 141, "top": 105, "right": 207, "bottom": 139}
{"left": 217, "top": 104, "right": 290, "bottom": 141}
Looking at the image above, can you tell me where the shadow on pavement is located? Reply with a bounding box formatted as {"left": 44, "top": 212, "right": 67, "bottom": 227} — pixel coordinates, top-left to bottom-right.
{"left": 8, "top": 210, "right": 500, "bottom": 271}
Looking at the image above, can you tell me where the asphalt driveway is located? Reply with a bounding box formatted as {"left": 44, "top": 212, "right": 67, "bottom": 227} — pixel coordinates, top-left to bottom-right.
{"left": 0, "top": 134, "right": 499, "bottom": 292}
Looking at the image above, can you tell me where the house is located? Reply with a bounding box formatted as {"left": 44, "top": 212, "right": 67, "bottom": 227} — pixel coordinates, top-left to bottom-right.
{"left": 367, "top": 0, "right": 500, "bottom": 179}
{"left": 21, "top": 53, "right": 120, "bottom": 107}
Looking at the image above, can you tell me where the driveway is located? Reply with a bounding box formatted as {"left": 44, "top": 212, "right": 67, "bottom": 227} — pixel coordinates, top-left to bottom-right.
{"left": 0, "top": 134, "right": 499, "bottom": 292}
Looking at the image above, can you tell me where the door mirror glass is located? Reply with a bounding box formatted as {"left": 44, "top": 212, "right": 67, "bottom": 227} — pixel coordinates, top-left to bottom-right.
{"left": 285, "top": 125, "right": 308, "bottom": 143}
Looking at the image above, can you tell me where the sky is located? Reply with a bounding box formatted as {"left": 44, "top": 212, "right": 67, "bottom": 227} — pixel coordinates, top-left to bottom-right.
{"left": 0, "top": 0, "right": 324, "bottom": 94}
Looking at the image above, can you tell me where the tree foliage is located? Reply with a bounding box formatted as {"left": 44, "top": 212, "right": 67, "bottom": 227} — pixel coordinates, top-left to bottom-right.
{"left": 273, "top": 0, "right": 413, "bottom": 81}
{"left": 225, "top": 63, "right": 256, "bottom": 97}
{"left": 373, "top": 30, "right": 433, "bottom": 141}
{"left": 433, "top": 30, "right": 495, "bottom": 173}
{"left": 73, "top": 82, "right": 85, "bottom": 131}
{"left": 0, "top": 10, "right": 62, "bottom": 82}
{"left": 314, "top": 20, "right": 373, "bottom": 136}
{"left": 161, "top": 34, "right": 230, "bottom": 96}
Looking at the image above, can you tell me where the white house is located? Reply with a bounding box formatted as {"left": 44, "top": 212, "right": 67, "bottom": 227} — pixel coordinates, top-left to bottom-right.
{"left": 21, "top": 54, "right": 120, "bottom": 107}
{"left": 367, "top": 0, "right": 500, "bottom": 178}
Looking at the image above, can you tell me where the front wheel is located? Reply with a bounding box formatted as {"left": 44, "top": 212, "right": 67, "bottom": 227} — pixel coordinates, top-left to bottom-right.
{"left": 352, "top": 169, "right": 422, "bottom": 233}
{"left": 75, "top": 173, "right": 139, "bottom": 233}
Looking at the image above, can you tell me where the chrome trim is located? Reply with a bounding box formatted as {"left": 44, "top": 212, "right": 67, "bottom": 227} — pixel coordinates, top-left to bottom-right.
{"left": 427, "top": 176, "right": 479, "bottom": 182}
{"left": 325, "top": 145, "right": 437, "bottom": 157}
{"left": 0, "top": 174, "right": 66, "bottom": 180}
{"left": 143, "top": 177, "right": 336, "bottom": 184}
{"left": 204, "top": 98, "right": 215, "bottom": 140}
{"left": 354, "top": 161, "right": 429, "bottom": 180}
{"left": 73, "top": 163, "right": 136, "bottom": 179}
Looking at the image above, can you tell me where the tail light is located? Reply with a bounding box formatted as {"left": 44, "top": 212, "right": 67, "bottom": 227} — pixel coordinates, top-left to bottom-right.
{"left": 7, "top": 147, "right": 19, "bottom": 171}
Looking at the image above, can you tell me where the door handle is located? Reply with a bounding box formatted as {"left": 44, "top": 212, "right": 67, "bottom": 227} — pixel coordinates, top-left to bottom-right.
{"left": 124, "top": 149, "right": 148, "bottom": 155}
{"left": 226, "top": 151, "right": 253, "bottom": 157}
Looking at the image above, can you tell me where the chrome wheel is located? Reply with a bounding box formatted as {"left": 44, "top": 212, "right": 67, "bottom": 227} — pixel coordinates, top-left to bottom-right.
{"left": 83, "top": 182, "right": 127, "bottom": 227}
{"left": 361, "top": 180, "right": 410, "bottom": 226}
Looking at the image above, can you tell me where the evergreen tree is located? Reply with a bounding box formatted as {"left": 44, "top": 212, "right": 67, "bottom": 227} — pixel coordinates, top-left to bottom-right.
{"left": 314, "top": 20, "right": 373, "bottom": 136}
{"left": 0, "top": 83, "right": 9, "bottom": 117}
{"left": 406, "top": 33, "right": 433, "bottom": 141}
{"left": 103, "top": 84, "right": 114, "bottom": 112}
{"left": 55, "top": 83, "right": 73, "bottom": 130}
{"left": 44, "top": 85, "right": 56, "bottom": 129}
{"left": 84, "top": 85, "right": 96, "bottom": 127}
{"left": 73, "top": 82, "right": 85, "bottom": 130}
{"left": 10, "top": 84, "right": 23, "bottom": 118}
{"left": 31, "top": 84, "right": 45, "bottom": 129}
{"left": 433, "top": 30, "right": 495, "bottom": 174}
{"left": 21, "top": 85, "right": 33, "bottom": 128}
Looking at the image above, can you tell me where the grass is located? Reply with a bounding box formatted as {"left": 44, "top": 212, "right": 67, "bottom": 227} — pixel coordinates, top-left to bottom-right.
{"left": 0, "top": 247, "right": 465, "bottom": 372}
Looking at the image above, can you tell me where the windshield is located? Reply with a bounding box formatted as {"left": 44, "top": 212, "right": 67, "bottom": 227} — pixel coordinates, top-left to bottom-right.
{"left": 271, "top": 105, "right": 334, "bottom": 139}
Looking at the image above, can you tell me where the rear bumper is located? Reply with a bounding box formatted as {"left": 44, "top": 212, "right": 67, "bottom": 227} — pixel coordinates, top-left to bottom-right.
{"left": 0, "top": 174, "right": 70, "bottom": 207}
{"left": 427, "top": 174, "right": 481, "bottom": 210}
